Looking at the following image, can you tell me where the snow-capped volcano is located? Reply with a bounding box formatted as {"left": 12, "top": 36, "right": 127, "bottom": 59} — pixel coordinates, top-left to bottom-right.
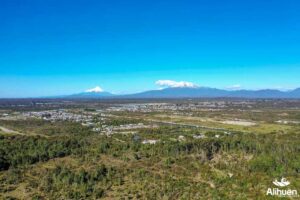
{"left": 66, "top": 86, "right": 114, "bottom": 98}
{"left": 85, "top": 86, "right": 104, "bottom": 93}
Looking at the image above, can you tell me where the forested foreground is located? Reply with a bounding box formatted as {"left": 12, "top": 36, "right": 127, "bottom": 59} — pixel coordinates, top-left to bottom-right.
{"left": 0, "top": 121, "right": 299, "bottom": 199}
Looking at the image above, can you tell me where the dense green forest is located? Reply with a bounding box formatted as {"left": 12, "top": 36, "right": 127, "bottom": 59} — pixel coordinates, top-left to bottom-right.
{"left": 0, "top": 118, "right": 299, "bottom": 199}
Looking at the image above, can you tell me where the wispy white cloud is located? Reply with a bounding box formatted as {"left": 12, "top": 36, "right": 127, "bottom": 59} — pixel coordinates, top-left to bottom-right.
{"left": 85, "top": 86, "right": 104, "bottom": 93}
{"left": 155, "top": 80, "right": 199, "bottom": 88}
{"left": 225, "top": 84, "right": 241, "bottom": 90}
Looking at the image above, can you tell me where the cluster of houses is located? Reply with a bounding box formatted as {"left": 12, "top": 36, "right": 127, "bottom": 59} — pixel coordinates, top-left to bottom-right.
{"left": 18, "top": 107, "right": 234, "bottom": 144}
{"left": 106, "top": 102, "right": 227, "bottom": 113}
{"left": 105, "top": 101, "right": 256, "bottom": 113}
{"left": 276, "top": 120, "right": 300, "bottom": 124}
{"left": 98, "top": 123, "right": 157, "bottom": 136}
{"left": 112, "top": 123, "right": 157, "bottom": 130}
{"left": 141, "top": 139, "right": 160, "bottom": 144}
{"left": 139, "top": 131, "right": 229, "bottom": 146}
{"left": 192, "top": 132, "right": 230, "bottom": 139}
{"left": 21, "top": 109, "right": 160, "bottom": 137}
{"left": 22, "top": 110, "right": 94, "bottom": 123}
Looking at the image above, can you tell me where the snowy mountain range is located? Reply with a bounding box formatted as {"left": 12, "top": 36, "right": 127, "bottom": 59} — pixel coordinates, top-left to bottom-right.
{"left": 64, "top": 86, "right": 300, "bottom": 99}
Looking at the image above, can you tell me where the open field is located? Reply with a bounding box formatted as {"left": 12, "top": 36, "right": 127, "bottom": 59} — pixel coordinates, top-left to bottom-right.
{"left": 0, "top": 99, "right": 300, "bottom": 199}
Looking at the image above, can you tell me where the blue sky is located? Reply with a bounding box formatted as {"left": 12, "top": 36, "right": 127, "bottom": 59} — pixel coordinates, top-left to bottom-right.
{"left": 0, "top": 0, "right": 299, "bottom": 97}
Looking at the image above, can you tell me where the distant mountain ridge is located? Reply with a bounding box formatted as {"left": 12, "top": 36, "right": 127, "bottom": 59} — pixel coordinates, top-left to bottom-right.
{"left": 66, "top": 91, "right": 114, "bottom": 98}
{"left": 64, "top": 87, "right": 300, "bottom": 99}
{"left": 122, "top": 87, "right": 300, "bottom": 99}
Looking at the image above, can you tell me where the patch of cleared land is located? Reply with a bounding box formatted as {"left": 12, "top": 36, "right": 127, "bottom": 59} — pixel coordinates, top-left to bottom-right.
{"left": 0, "top": 126, "right": 24, "bottom": 135}
{"left": 221, "top": 120, "right": 256, "bottom": 126}
{"left": 0, "top": 126, "right": 49, "bottom": 137}
{"left": 111, "top": 113, "right": 294, "bottom": 134}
